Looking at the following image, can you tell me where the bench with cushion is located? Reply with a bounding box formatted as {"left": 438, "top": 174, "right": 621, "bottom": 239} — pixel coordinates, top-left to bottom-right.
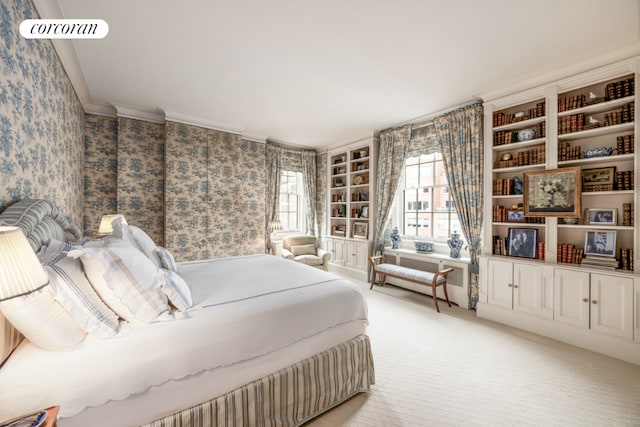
{"left": 369, "top": 255, "right": 453, "bottom": 313}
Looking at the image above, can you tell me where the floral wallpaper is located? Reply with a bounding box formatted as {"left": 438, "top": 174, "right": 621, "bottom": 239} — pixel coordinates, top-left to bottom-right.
{"left": 165, "top": 121, "right": 266, "bottom": 261}
{"left": 84, "top": 114, "right": 118, "bottom": 237}
{"left": 0, "top": 0, "right": 84, "bottom": 225}
{"left": 116, "top": 118, "right": 165, "bottom": 245}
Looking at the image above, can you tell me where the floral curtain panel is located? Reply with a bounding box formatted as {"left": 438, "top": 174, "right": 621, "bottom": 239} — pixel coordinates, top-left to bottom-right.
{"left": 302, "top": 150, "right": 318, "bottom": 236}
{"left": 265, "top": 143, "right": 284, "bottom": 252}
{"left": 373, "top": 124, "right": 412, "bottom": 253}
{"left": 434, "top": 103, "right": 484, "bottom": 309}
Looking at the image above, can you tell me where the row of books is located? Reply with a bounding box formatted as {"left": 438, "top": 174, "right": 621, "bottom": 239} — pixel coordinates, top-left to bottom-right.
{"left": 616, "top": 170, "right": 634, "bottom": 191}
{"left": 557, "top": 141, "right": 582, "bottom": 161}
{"left": 331, "top": 224, "right": 347, "bottom": 237}
{"left": 491, "top": 205, "right": 545, "bottom": 223}
{"left": 602, "top": 103, "right": 634, "bottom": 127}
{"left": 493, "top": 122, "right": 546, "bottom": 146}
{"left": 493, "top": 146, "right": 546, "bottom": 169}
{"left": 492, "top": 178, "right": 520, "bottom": 196}
{"left": 616, "top": 134, "right": 634, "bottom": 154}
{"left": 583, "top": 183, "right": 614, "bottom": 192}
{"left": 605, "top": 78, "right": 634, "bottom": 101}
{"left": 619, "top": 248, "right": 634, "bottom": 271}
{"left": 558, "top": 94, "right": 589, "bottom": 112}
{"left": 558, "top": 243, "right": 584, "bottom": 265}
{"left": 493, "top": 102, "right": 546, "bottom": 127}
{"left": 537, "top": 242, "right": 545, "bottom": 260}
{"left": 622, "top": 203, "right": 634, "bottom": 227}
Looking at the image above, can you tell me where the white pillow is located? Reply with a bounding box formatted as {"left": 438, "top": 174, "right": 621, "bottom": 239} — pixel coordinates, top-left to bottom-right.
{"left": 38, "top": 240, "right": 121, "bottom": 338}
{"left": 69, "top": 239, "right": 171, "bottom": 323}
{"left": 160, "top": 269, "right": 193, "bottom": 312}
{"left": 156, "top": 246, "right": 178, "bottom": 272}
{"left": 291, "top": 244, "right": 317, "bottom": 256}
{"left": 111, "top": 218, "right": 161, "bottom": 267}
{"left": 0, "top": 287, "right": 86, "bottom": 351}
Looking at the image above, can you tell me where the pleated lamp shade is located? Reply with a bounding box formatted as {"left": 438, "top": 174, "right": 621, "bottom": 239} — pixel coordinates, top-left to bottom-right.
{"left": 98, "top": 214, "right": 127, "bottom": 235}
{"left": 0, "top": 226, "right": 48, "bottom": 301}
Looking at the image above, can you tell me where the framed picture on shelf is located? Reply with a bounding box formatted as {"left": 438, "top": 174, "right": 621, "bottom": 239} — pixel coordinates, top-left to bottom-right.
{"left": 523, "top": 166, "right": 581, "bottom": 217}
{"left": 581, "top": 167, "right": 615, "bottom": 186}
{"left": 507, "top": 228, "right": 538, "bottom": 259}
{"left": 584, "top": 230, "right": 617, "bottom": 257}
{"left": 506, "top": 209, "right": 524, "bottom": 222}
{"left": 352, "top": 222, "right": 368, "bottom": 239}
{"left": 587, "top": 208, "right": 616, "bottom": 225}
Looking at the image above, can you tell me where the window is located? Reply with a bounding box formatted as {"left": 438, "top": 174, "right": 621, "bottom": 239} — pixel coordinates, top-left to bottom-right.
{"left": 399, "top": 153, "right": 460, "bottom": 240}
{"left": 278, "top": 170, "right": 305, "bottom": 231}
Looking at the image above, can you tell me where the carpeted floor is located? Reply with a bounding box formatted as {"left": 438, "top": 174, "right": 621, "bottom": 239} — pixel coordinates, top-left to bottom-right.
{"left": 306, "top": 278, "right": 640, "bottom": 426}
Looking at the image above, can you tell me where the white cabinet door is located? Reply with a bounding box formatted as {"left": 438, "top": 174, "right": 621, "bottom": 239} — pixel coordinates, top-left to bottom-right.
{"left": 344, "top": 240, "right": 368, "bottom": 271}
{"left": 590, "top": 273, "right": 633, "bottom": 340}
{"left": 331, "top": 239, "right": 347, "bottom": 266}
{"left": 487, "top": 259, "right": 514, "bottom": 309}
{"left": 635, "top": 279, "right": 640, "bottom": 342}
{"left": 554, "top": 268, "right": 590, "bottom": 329}
{"left": 513, "top": 263, "right": 542, "bottom": 316}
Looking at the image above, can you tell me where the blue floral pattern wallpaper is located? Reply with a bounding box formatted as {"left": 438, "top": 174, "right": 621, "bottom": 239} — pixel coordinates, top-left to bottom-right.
{"left": 0, "top": 0, "right": 84, "bottom": 225}
{"left": 84, "top": 114, "right": 118, "bottom": 237}
{"left": 116, "top": 118, "right": 165, "bottom": 245}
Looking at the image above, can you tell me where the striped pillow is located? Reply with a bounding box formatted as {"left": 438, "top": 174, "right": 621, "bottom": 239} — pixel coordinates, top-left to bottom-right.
{"left": 69, "top": 239, "right": 171, "bottom": 323}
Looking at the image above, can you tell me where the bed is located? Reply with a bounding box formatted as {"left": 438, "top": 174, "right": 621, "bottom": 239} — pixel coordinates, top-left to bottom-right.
{"left": 0, "top": 199, "right": 374, "bottom": 427}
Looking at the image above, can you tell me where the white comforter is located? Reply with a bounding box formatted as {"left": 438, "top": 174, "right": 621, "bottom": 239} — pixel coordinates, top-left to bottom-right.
{"left": 0, "top": 255, "right": 368, "bottom": 423}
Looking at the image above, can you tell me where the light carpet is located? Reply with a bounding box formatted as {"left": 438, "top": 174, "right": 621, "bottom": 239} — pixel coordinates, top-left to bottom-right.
{"left": 306, "top": 279, "right": 640, "bottom": 427}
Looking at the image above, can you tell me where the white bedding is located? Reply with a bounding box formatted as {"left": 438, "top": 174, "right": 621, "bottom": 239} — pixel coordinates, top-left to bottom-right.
{"left": 0, "top": 255, "right": 368, "bottom": 426}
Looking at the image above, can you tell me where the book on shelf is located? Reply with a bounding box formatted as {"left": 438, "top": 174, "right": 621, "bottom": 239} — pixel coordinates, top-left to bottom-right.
{"left": 581, "top": 255, "right": 619, "bottom": 270}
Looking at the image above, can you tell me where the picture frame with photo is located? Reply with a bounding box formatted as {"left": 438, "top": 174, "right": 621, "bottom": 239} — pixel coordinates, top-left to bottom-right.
{"left": 506, "top": 209, "right": 525, "bottom": 222}
{"left": 584, "top": 230, "right": 617, "bottom": 257}
{"left": 581, "top": 166, "right": 616, "bottom": 185}
{"left": 587, "top": 208, "right": 616, "bottom": 225}
{"left": 352, "top": 222, "right": 368, "bottom": 239}
{"left": 507, "top": 228, "right": 538, "bottom": 259}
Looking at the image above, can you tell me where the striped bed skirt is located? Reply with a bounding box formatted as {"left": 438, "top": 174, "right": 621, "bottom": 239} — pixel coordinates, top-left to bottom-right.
{"left": 142, "top": 334, "right": 374, "bottom": 427}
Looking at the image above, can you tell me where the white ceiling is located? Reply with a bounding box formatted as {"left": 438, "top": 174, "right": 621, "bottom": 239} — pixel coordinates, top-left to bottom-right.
{"left": 44, "top": 0, "right": 639, "bottom": 149}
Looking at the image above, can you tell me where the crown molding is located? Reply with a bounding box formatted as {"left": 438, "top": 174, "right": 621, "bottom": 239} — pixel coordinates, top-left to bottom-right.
{"left": 479, "top": 42, "right": 640, "bottom": 102}
{"left": 84, "top": 102, "right": 116, "bottom": 118}
{"left": 162, "top": 109, "right": 245, "bottom": 135}
{"left": 113, "top": 104, "right": 165, "bottom": 124}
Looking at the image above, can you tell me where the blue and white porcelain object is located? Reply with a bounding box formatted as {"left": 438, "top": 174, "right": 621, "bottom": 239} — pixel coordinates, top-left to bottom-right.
{"left": 447, "top": 231, "right": 463, "bottom": 259}
{"left": 414, "top": 241, "right": 433, "bottom": 253}
{"left": 391, "top": 227, "right": 401, "bottom": 249}
{"left": 517, "top": 129, "right": 536, "bottom": 142}
{"left": 583, "top": 147, "right": 615, "bottom": 158}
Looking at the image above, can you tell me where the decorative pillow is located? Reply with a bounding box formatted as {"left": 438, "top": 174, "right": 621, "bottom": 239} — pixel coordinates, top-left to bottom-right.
{"left": 111, "top": 218, "right": 161, "bottom": 268}
{"left": 156, "top": 246, "right": 178, "bottom": 272}
{"left": 159, "top": 269, "right": 193, "bottom": 312}
{"left": 290, "top": 244, "right": 317, "bottom": 256}
{"left": 0, "top": 287, "right": 86, "bottom": 351}
{"left": 38, "top": 239, "right": 120, "bottom": 338}
{"left": 69, "top": 239, "right": 171, "bottom": 323}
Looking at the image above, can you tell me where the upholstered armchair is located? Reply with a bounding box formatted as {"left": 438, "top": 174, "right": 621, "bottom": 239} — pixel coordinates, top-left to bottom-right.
{"left": 281, "top": 235, "right": 331, "bottom": 271}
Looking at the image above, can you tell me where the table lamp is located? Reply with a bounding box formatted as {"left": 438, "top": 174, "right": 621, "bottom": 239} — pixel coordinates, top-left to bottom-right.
{"left": 98, "top": 214, "right": 127, "bottom": 236}
{"left": 0, "top": 226, "right": 48, "bottom": 302}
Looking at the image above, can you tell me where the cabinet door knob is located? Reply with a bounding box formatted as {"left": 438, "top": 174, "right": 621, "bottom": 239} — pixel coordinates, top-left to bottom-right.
{"left": 513, "top": 285, "right": 519, "bottom": 288}
{"left": 582, "top": 298, "right": 589, "bottom": 303}
{"left": 592, "top": 300, "right": 598, "bottom": 304}
{"left": 508, "top": 284, "right": 513, "bottom": 287}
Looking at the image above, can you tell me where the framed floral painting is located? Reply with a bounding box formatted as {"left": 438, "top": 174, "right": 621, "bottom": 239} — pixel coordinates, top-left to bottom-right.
{"left": 523, "top": 166, "right": 581, "bottom": 217}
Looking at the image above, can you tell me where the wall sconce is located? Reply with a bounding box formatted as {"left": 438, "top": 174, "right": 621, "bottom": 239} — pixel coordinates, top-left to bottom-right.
{"left": 98, "top": 214, "right": 127, "bottom": 236}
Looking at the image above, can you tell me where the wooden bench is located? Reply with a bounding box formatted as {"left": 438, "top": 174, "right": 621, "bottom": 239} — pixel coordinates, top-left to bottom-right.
{"left": 369, "top": 255, "right": 453, "bottom": 313}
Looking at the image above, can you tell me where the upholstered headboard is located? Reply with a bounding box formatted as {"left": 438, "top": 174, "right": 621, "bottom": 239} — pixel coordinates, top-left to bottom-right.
{"left": 0, "top": 199, "right": 82, "bottom": 252}
{"left": 0, "top": 199, "right": 82, "bottom": 366}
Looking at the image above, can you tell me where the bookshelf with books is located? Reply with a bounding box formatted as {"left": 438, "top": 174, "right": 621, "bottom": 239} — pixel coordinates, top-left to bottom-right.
{"left": 325, "top": 137, "right": 378, "bottom": 280}
{"left": 478, "top": 57, "right": 640, "bottom": 365}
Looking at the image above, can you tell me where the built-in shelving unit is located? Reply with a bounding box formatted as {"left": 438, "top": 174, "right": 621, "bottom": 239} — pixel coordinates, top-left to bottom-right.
{"left": 478, "top": 57, "right": 640, "bottom": 366}
{"left": 324, "top": 137, "right": 378, "bottom": 280}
